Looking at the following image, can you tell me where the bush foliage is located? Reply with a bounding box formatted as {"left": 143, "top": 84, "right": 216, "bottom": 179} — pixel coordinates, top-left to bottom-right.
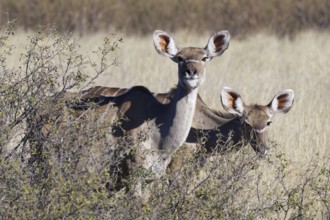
{"left": 1, "top": 0, "right": 330, "bottom": 37}
{"left": 0, "top": 24, "right": 329, "bottom": 219}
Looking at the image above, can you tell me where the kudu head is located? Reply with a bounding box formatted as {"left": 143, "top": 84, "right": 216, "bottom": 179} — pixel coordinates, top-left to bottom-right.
{"left": 221, "top": 87, "right": 295, "bottom": 156}
{"left": 153, "top": 30, "right": 230, "bottom": 91}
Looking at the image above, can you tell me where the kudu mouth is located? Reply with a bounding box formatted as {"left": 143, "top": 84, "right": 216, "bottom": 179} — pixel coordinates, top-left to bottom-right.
{"left": 255, "top": 145, "right": 269, "bottom": 157}
{"left": 248, "top": 129, "right": 269, "bottom": 157}
{"left": 248, "top": 140, "right": 268, "bottom": 157}
{"left": 181, "top": 66, "right": 204, "bottom": 90}
{"left": 181, "top": 76, "right": 200, "bottom": 90}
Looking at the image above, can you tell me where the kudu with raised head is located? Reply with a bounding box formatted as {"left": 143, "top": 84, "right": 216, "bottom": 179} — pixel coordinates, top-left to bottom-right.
{"left": 79, "top": 86, "right": 294, "bottom": 156}
{"left": 71, "top": 30, "right": 230, "bottom": 179}
{"left": 76, "top": 86, "right": 294, "bottom": 178}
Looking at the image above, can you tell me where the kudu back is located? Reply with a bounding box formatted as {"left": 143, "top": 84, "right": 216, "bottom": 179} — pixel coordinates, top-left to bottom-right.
{"left": 77, "top": 86, "right": 294, "bottom": 174}
{"left": 61, "top": 30, "right": 231, "bottom": 181}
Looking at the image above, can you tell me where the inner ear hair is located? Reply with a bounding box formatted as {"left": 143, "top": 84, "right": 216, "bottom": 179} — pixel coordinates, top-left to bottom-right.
{"left": 159, "top": 35, "right": 170, "bottom": 53}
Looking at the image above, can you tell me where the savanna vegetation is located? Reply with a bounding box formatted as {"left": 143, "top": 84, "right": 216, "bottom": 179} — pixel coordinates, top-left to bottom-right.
{"left": 0, "top": 22, "right": 329, "bottom": 219}
{"left": 1, "top": 0, "right": 330, "bottom": 37}
{"left": 0, "top": 1, "right": 329, "bottom": 219}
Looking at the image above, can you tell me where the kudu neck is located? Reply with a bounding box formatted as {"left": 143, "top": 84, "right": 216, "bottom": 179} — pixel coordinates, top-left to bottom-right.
{"left": 160, "top": 85, "right": 199, "bottom": 151}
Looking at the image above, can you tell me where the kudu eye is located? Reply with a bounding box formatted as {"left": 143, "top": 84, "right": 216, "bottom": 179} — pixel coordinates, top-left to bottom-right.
{"left": 201, "top": 56, "right": 209, "bottom": 62}
{"left": 267, "top": 121, "right": 272, "bottom": 126}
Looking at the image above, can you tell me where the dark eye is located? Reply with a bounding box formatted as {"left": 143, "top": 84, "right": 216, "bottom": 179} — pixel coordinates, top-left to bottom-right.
{"left": 267, "top": 121, "right": 272, "bottom": 126}
{"left": 201, "top": 56, "right": 209, "bottom": 62}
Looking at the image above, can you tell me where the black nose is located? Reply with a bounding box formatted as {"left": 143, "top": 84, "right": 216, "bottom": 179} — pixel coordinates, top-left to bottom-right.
{"left": 186, "top": 68, "right": 197, "bottom": 77}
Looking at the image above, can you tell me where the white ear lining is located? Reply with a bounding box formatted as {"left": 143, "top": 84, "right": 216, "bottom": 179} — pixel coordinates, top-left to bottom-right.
{"left": 206, "top": 30, "right": 230, "bottom": 57}
{"left": 234, "top": 98, "right": 244, "bottom": 115}
{"left": 166, "top": 38, "right": 178, "bottom": 56}
{"left": 153, "top": 30, "right": 178, "bottom": 58}
{"left": 207, "top": 39, "right": 216, "bottom": 55}
{"left": 270, "top": 97, "right": 279, "bottom": 112}
{"left": 221, "top": 87, "right": 244, "bottom": 116}
{"left": 270, "top": 89, "right": 294, "bottom": 113}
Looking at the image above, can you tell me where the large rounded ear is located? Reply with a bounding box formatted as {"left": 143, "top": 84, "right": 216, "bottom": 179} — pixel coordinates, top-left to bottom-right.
{"left": 220, "top": 87, "right": 245, "bottom": 116}
{"left": 268, "top": 89, "right": 294, "bottom": 114}
{"left": 153, "top": 30, "right": 178, "bottom": 58}
{"left": 205, "top": 30, "right": 230, "bottom": 58}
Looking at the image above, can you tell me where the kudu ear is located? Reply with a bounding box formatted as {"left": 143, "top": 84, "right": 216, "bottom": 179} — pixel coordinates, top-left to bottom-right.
{"left": 268, "top": 89, "right": 294, "bottom": 114}
{"left": 221, "top": 87, "right": 245, "bottom": 116}
{"left": 205, "top": 30, "right": 230, "bottom": 58}
{"left": 153, "top": 30, "right": 178, "bottom": 58}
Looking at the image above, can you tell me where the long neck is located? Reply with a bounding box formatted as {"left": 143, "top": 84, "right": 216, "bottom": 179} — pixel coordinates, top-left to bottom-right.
{"left": 159, "top": 85, "right": 198, "bottom": 151}
{"left": 187, "top": 116, "right": 247, "bottom": 152}
{"left": 216, "top": 117, "right": 246, "bottom": 146}
{"left": 192, "top": 96, "right": 233, "bottom": 129}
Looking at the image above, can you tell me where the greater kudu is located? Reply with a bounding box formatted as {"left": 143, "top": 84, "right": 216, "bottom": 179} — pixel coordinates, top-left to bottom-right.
{"left": 70, "top": 30, "right": 230, "bottom": 179}
{"left": 76, "top": 86, "right": 294, "bottom": 173}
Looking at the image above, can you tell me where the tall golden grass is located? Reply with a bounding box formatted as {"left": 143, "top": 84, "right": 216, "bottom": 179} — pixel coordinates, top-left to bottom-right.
{"left": 102, "top": 30, "right": 329, "bottom": 161}
{"left": 3, "top": 29, "right": 329, "bottom": 218}
{"left": 1, "top": 0, "right": 330, "bottom": 37}
{"left": 6, "top": 29, "right": 329, "bottom": 161}
{"left": 87, "top": 31, "right": 330, "bottom": 215}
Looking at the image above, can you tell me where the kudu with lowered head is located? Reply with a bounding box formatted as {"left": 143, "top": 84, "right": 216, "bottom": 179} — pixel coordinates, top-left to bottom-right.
{"left": 184, "top": 87, "right": 295, "bottom": 156}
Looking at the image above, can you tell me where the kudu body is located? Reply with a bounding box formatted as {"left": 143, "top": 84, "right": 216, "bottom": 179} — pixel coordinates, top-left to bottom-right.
{"left": 79, "top": 86, "right": 294, "bottom": 153}
{"left": 76, "top": 86, "right": 294, "bottom": 173}
{"left": 70, "top": 30, "right": 230, "bottom": 178}
{"left": 187, "top": 87, "right": 294, "bottom": 154}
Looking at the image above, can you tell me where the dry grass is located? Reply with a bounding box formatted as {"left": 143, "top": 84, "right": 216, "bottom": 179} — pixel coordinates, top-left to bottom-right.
{"left": 7, "top": 29, "right": 329, "bottom": 160}
{"left": 90, "top": 31, "right": 330, "bottom": 216}
{"left": 100, "top": 30, "right": 329, "bottom": 159}
{"left": 4, "top": 29, "right": 329, "bottom": 217}
{"left": 1, "top": 0, "right": 330, "bottom": 37}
